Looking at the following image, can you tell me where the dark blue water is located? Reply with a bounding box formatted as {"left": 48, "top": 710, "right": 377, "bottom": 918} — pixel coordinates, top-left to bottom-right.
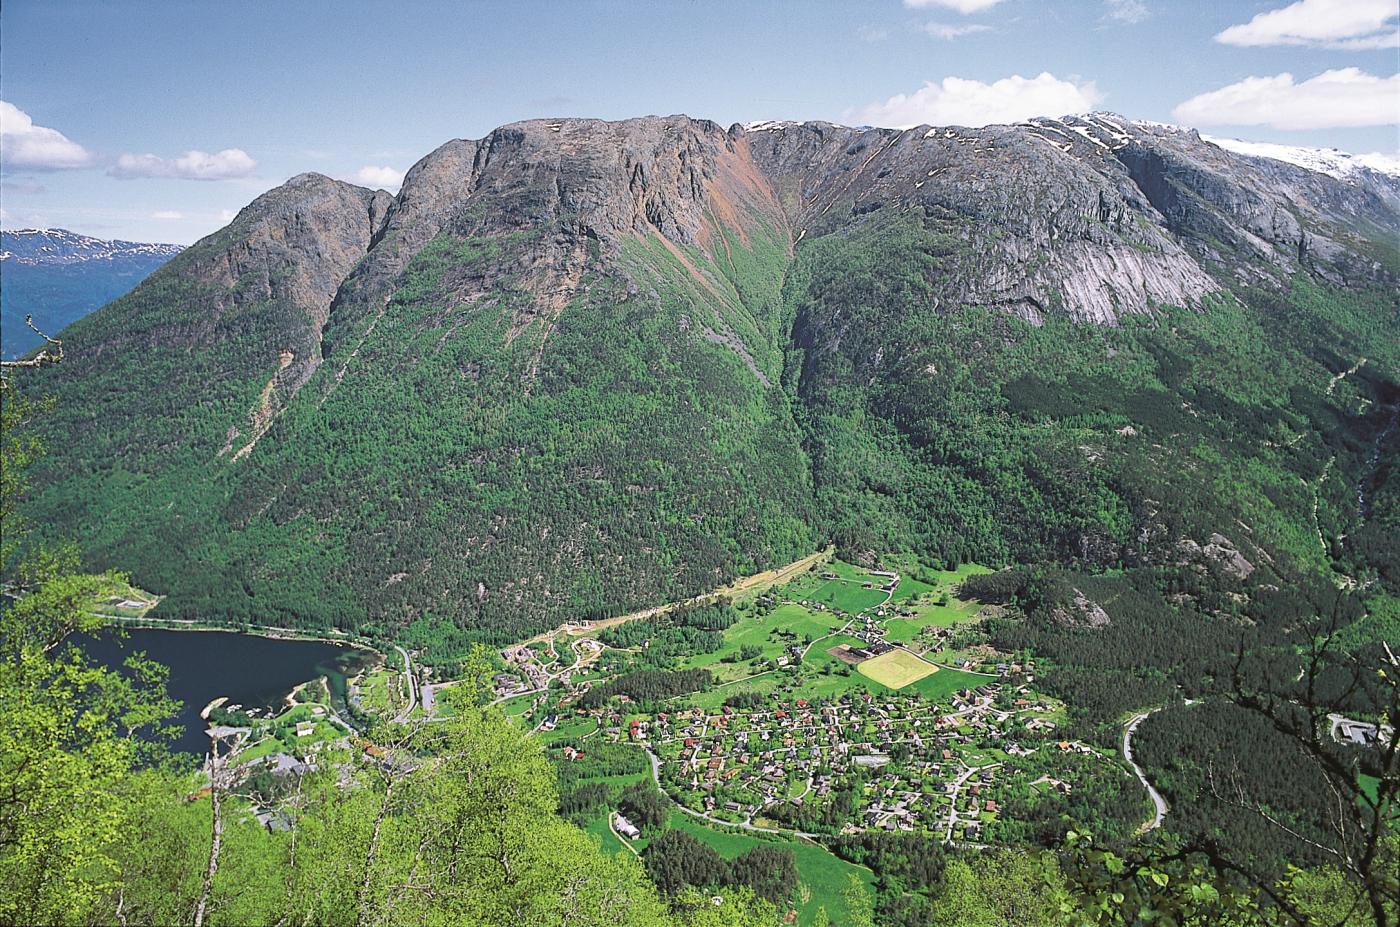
{"left": 82, "top": 628, "right": 376, "bottom": 754}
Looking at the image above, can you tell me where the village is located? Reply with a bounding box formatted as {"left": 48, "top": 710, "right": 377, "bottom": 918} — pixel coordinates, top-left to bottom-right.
{"left": 479, "top": 555, "right": 1144, "bottom": 846}
{"left": 197, "top": 553, "right": 1145, "bottom": 848}
{"left": 639, "top": 681, "right": 1087, "bottom": 842}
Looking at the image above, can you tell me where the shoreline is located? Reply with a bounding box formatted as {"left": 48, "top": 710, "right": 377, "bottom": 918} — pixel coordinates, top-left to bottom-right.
{"left": 97, "top": 613, "right": 386, "bottom": 659}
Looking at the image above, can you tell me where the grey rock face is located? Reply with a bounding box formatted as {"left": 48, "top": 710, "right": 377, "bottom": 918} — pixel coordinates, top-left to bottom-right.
{"left": 103, "top": 112, "right": 1400, "bottom": 374}
{"left": 322, "top": 116, "right": 791, "bottom": 357}
{"left": 743, "top": 113, "right": 1396, "bottom": 324}
{"left": 194, "top": 172, "right": 391, "bottom": 332}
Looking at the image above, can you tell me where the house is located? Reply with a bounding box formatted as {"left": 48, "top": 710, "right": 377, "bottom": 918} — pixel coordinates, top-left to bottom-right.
{"left": 268, "top": 753, "right": 312, "bottom": 776}
{"left": 613, "top": 813, "right": 641, "bottom": 840}
{"left": 295, "top": 721, "right": 315, "bottom": 737}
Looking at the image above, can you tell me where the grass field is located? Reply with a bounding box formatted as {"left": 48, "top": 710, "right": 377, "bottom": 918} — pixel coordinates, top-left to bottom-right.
{"left": 86, "top": 577, "right": 160, "bottom": 619}
{"left": 354, "top": 667, "right": 402, "bottom": 716}
{"left": 907, "top": 664, "right": 991, "bottom": 701}
{"left": 804, "top": 579, "right": 888, "bottom": 615}
{"left": 680, "top": 602, "right": 846, "bottom": 683}
{"left": 570, "top": 756, "right": 875, "bottom": 927}
{"left": 884, "top": 563, "right": 994, "bottom": 642}
{"left": 666, "top": 813, "right": 874, "bottom": 926}
{"left": 684, "top": 641, "right": 989, "bottom": 709}
{"left": 856, "top": 649, "right": 938, "bottom": 689}
{"left": 536, "top": 715, "right": 599, "bottom": 744}
{"left": 500, "top": 694, "right": 540, "bottom": 722}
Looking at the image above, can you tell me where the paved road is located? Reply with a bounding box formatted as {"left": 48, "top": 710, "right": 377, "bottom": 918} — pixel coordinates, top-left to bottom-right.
{"left": 643, "top": 747, "right": 819, "bottom": 839}
{"left": 942, "top": 762, "right": 1002, "bottom": 842}
{"left": 1123, "top": 709, "right": 1167, "bottom": 833}
{"left": 392, "top": 646, "right": 417, "bottom": 722}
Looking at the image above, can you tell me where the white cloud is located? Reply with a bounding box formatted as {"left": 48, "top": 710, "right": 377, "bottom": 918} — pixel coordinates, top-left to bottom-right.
{"left": 110, "top": 148, "right": 257, "bottom": 180}
{"left": 848, "top": 73, "right": 1102, "bottom": 129}
{"left": 2, "top": 179, "right": 47, "bottom": 195}
{"left": 923, "top": 22, "right": 991, "bottom": 39}
{"left": 904, "top": 0, "right": 1004, "bottom": 12}
{"left": 856, "top": 24, "right": 890, "bottom": 42}
{"left": 219, "top": 209, "right": 238, "bottom": 223}
{"left": 150, "top": 210, "right": 185, "bottom": 220}
{"left": 1215, "top": 0, "right": 1398, "bottom": 49}
{"left": 1104, "top": 0, "right": 1149, "bottom": 25}
{"left": 1173, "top": 68, "right": 1400, "bottom": 130}
{"left": 0, "top": 101, "right": 96, "bottom": 170}
{"left": 348, "top": 165, "right": 405, "bottom": 190}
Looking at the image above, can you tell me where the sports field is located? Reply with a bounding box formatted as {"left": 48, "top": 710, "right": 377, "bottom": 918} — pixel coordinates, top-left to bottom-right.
{"left": 856, "top": 649, "right": 938, "bottom": 689}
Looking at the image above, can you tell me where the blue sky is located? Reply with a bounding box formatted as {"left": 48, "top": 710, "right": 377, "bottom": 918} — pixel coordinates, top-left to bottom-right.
{"left": 2, "top": 0, "right": 1396, "bottom": 244}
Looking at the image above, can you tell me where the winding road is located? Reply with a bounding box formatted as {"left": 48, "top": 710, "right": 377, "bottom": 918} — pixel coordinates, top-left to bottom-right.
{"left": 643, "top": 747, "right": 820, "bottom": 839}
{"left": 1123, "top": 709, "right": 1167, "bottom": 834}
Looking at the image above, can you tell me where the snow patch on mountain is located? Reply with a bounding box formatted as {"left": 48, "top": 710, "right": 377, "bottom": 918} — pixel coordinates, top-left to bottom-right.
{"left": 0, "top": 228, "right": 185, "bottom": 265}
{"left": 1202, "top": 136, "right": 1400, "bottom": 181}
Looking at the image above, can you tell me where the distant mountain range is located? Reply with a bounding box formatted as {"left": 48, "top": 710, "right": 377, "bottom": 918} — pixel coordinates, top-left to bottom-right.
{"left": 1, "top": 229, "right": 184, "bottom": 358}
{"left": 1203, "top": 134, "right": 1400, "bottom": 182}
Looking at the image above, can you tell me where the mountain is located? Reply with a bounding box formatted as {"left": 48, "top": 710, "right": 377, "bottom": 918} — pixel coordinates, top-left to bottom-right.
{"left": 0, "top": 229, "right": 184, "bottom": 359}
{"left": 13, "top": 113, "right": 1399, "bottom": 653}
{"left": 1203, "top": 133, "right": 1400, "bottom": 182}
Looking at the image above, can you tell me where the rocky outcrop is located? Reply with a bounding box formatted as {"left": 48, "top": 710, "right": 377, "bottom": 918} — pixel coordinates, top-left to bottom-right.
{"left": 58, "top": 113, "right": 1398, "bottom": 464}
{"left": 321, "top": 116, "right": 790, "bottom": 369}
{"left": 191, "top": 172, "right": 392, "bottom": 331}
{"left": 1052, "top": 588, "right": 1112, "bottom": 629}
{"left": 741, "top": 113, "right": 1397, "bottom": 323}
{"left": 1177, "top": 533, "right": 1256, "bottom": 580}
{"left": 172, "top": 173, "right": 393, "bottom": 458}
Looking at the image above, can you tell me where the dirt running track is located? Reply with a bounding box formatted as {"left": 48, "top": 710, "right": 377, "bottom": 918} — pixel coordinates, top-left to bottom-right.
{"left": 523, "top": 548, "right": 833, "bottom": 646}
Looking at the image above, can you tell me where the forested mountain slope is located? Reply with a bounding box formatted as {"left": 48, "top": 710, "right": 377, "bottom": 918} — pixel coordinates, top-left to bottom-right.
{"left": 14, "top": 113, "right": 1399, "bottom": 648}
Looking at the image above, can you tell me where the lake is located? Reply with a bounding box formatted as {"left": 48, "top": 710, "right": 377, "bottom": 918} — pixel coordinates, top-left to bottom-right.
{"left": 82, "top": 627, "right": 378, "bottom": 754}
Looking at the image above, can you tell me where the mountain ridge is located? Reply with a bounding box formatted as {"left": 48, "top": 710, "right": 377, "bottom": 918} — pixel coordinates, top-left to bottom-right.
{"left": 0, "top": 228, "right": 185, "bottom": 265}
{"left": 12, "top": 111, "right": 1399, "bottom": 650}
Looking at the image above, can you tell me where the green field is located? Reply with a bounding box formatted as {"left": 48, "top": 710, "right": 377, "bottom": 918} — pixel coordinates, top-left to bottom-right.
{"left": 501, "top": 694, "right": 540, "bottom": 722}
{"left": 826, "top": 560, "right": 876, "bottom": 582}
{"left": 568, "top": 754, "right": 875, "bottom": 927}
{"left": 856, "top": 649, "right": 938, "bottom": 689}
{"left": 584, "top": 807, "right": 874, "bottom": 926}
{"left": 354, "top": 667, "right": 403, "bottom": 716}
{"left": 537, "top": 715, "right": 600, "bottom": 744}
{"left": 804, "top": 578, "right": 888, "bottom": 614}
{"left": 665, "top": 812, "right": 874, "bottom": 926}
{"left": 683, "top": 640, "right": 989, "bottom": 710}
{"left": 884, "top": 563, "right": 994, "bottom": 642}
{"left": 86, "top": 577, "right": 160, "bottom": 618}
{"left": 680, "top": 602, "right": 847, "bottom": 683}
{"left": 906, "top": 664, "right": 992, "bottom": 701}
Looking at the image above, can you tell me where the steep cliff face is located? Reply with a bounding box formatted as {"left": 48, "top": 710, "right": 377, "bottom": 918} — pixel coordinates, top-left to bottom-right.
{"left": 1114, "top": 122, "right": 1398, "bottom": 289}
{"left": 743, "top": 113, "right": 1396, "bottom": 324}
{"left": 324, "top": 117, "right": 789, "bottom": 358}
{"left": 16, "top": 113, "right": 1400, "bottom": 643}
